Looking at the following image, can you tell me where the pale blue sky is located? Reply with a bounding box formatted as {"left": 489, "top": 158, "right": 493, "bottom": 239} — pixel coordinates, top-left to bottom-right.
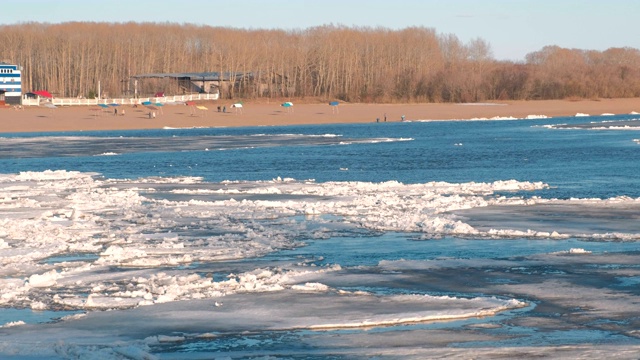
{"left": 2, "top": 0, "right": 638, "bottom": 61}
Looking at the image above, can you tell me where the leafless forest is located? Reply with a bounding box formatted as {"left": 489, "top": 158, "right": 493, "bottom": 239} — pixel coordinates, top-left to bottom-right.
{"left": 1, "top": 22, "right": 639, "bottom": 102}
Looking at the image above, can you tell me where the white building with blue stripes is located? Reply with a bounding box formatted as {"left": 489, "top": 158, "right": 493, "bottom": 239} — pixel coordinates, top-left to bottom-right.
{"left": 0, "top": 62, "right": 22, "bottom": 105}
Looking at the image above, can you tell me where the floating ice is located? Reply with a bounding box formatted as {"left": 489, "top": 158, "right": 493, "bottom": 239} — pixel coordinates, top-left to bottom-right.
{"left": 544, "top": 119, "right": 640, "bottom": 130}
{"left": 526, "top": 114, "right": 548, "bottom": 119}
{"left": 0, "top": 170, "right": 636, "bottom": 318}
{"left": 1, "top": 321, "right": 25, "bottom": 328}
{"left": 1, "top": 170, "right": 639, "bottom": 357}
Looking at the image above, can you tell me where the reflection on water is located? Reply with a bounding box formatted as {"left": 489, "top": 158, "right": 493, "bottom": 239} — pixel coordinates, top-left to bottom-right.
{"left": 40, "top": 253, "right": 100, "bottom": 265}
{"left": 0, "top": 308, "right": 82, "bottom": 325}
{"left": 148, "top": 232, "right": 640, "bottom": 357}
{"left": 453, "top": 202, "right": 640, "bottom": 236}
{"left": 0, "top": 134, "right": 401, "bottom": 159}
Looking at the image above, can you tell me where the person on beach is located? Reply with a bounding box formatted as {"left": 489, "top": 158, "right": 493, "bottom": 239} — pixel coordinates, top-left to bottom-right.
{"left": 114, "top": 108, "right": 117, "bottom": 116}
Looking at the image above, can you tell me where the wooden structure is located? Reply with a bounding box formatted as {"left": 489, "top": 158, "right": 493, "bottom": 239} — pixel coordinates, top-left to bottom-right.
{"left": 131, "top": 71, "right": 252, "bottom": 99}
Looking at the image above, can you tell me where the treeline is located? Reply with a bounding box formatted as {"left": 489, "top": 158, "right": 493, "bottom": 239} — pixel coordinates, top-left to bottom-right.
{"left": 1, "top": 22, "right": 639, "bottom": 102}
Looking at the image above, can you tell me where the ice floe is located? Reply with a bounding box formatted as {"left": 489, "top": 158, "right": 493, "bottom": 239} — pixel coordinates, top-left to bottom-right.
{"left": 0, "top": 170, "right": 639, "bottom": 357}
{"left": 0, "top": 171, "right": 638, "bottom": 345}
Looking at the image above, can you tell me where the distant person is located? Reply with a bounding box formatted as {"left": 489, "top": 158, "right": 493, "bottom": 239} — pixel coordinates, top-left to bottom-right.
{"left": 217, "top": 106, "right": 221, "bottom": 112}
{"left": 223, "top": 106, "right": 226, "bottom": 113}
{"left": 401, "top": 115, "right": 405, "bottom": 121}
{"left": 114, "top": 108, "right": 117, "bottom": 116}
{"left": 384, "top": 113, "right": 387, "bottom": 122}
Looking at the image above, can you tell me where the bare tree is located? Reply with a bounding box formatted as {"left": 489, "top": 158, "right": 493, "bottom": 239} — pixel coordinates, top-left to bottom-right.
{"left": 0, "top": 22, "right": 638, "bottom": 102}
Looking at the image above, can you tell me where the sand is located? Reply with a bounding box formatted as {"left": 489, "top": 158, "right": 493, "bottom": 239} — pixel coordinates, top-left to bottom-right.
{"left": 1, "top": 98, "right": 640, "bottom": 133}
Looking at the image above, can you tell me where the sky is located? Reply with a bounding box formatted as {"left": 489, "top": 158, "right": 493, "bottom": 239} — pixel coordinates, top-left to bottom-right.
{"left": 2, "top": 0, "right": 638, "bottom": 61}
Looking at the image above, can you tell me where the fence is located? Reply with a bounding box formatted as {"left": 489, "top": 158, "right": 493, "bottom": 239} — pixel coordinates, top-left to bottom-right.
{"left": 22, "top": 93, "right": 219, "bottom": 106}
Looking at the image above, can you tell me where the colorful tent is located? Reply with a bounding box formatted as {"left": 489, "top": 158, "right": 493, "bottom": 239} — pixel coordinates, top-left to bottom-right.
{"left": 33, "top": 90, "right": 53, "bottom": 98}
{"left": 281, "top": 101, "right": 293, "bottom": 113}
{"left": 231, "top": 103, "right": 243, "bottom": 114}
{"left": 329, "top": 101, "right": 339, "bottom": 114}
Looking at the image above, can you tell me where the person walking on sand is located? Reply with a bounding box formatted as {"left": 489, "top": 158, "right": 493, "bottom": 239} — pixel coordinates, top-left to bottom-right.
{"left": 114, "top": 108, "right": 117, "bottom": 116}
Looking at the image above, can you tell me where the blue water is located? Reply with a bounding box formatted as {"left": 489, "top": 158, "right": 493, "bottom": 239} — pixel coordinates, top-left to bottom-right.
{"left": 266, "top": 234, "right": 640, "bottom": 268}
{"left": 2, "top": 114, "right": 640, "bottom": 357}
{"left": 2, "top": 114, "right": 639, "bottom": 200}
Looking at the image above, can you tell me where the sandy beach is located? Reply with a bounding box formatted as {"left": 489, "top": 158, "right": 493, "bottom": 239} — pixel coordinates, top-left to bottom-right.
{"left": 1, "top": 98, "right": 640, "bottom": 133}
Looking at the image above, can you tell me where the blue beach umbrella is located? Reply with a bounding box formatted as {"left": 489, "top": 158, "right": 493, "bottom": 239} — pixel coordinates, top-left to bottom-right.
{"left": 281, "top": 101, "right": 293, "bottom": 113}
{"left": 329, "top": 101, "right": 339, "bottom": 114}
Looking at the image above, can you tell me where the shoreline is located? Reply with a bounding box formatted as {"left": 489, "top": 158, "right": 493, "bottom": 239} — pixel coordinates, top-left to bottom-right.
{"left": 1, "top": 98, "right": 640, "bottom": 133}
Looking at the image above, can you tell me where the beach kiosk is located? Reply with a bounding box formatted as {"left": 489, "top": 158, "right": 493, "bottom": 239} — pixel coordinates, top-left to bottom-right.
{"left": 0, "top": 62, "right": 22, "bottom": 105}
